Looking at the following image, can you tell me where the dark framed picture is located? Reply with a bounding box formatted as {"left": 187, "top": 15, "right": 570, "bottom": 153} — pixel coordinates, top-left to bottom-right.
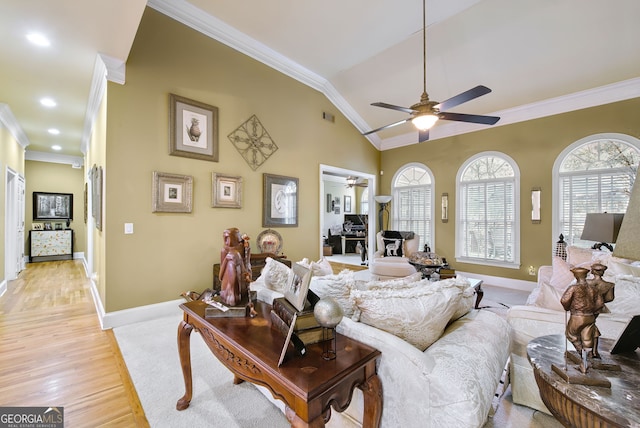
{"left": 169, "top": 93, "right": 219, "bottom": 162}
{"left": 33, "top": 192, "right": 73, "bottom": 220}
{"left": 344, "top": 195, "right": 352, "bottom": 213}
{"left": 263, "top": 173, "right": 298, "bottom": 227}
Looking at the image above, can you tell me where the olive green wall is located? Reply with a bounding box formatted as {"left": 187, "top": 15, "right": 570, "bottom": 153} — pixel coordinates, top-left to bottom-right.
{"left": 102, "top": 8, "right": 379, "bottom": 312}
{"left": 24, "top": 161, "right": 86, "bottom": 256}
{"left": 380, "top": 97, "right": 640, "bottom": 281}
{"left": 0, "top": 123, "right": 25, "bottom": 281}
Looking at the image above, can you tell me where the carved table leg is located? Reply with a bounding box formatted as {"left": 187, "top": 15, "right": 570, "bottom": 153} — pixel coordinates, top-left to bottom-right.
{"left": 360, "top": 373, "right": 383, "bottom": 428}
{"left": 176, "top": 319, "right": 194, "bottom": 410}
{"left": 285, "top": 407, "right": 326, "bottom": 428}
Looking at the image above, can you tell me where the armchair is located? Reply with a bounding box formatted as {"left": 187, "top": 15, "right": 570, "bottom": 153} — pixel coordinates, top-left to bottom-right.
{"left": 369, "top": 231, "right": 420, "bottom": 279}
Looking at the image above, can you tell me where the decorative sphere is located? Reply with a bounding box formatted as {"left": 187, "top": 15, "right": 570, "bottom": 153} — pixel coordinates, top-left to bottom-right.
{"left": 313, "top": 297, "right": 343, "bottom": 328}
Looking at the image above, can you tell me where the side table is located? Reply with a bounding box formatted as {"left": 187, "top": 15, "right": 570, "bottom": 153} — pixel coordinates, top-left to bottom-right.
{"left": 527, "top": 334, "right": 640, "bottom": 427}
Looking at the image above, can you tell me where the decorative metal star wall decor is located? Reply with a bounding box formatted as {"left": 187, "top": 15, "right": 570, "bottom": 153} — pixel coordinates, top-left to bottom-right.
{"left": 228, "top": 115, "right": 278, "bottom": 170}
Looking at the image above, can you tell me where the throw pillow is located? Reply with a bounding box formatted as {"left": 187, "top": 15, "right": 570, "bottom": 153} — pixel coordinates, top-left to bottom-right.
{"left": 350, "top": 282, "right": 463, "bottom": 351}
{"left": 549, "top": 257, "right": 577, "bottom": 290}
{"left": 310, "top": 257, "right": 333, "bottom": 276}
{"left": 383, "top": 238, "right": 404, "bottom": 257}
{"left": 261, "top": 257, "right": 291, "bottom": 292}
{"left": 309, "top": 270, "right": 356, "bottom": 318}
{"left": 605, "top": 275, "right": 640, "bottom": 316}
{"left": 533, "top": 281, "right": 566, "bottom": 311}
{"left": 362, "top": 272, "right": 424, "bottom": 290}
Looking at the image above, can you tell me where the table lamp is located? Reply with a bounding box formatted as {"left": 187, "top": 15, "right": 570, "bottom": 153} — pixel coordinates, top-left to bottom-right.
{"left": 580, "top": 213, "right": 624, "bottom": 251}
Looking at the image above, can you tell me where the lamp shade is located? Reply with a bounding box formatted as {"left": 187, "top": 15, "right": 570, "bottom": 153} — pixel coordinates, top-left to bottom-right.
{"left": 580, "top": 213, "right": 624, "bottom": 243}
{"left": 374, "top": 195, "right": 392, "bottom": 204}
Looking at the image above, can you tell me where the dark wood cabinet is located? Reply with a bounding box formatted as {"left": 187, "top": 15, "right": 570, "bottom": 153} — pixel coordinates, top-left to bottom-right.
{"left": 212, "top": 253, "right": 291, "bottom": 291}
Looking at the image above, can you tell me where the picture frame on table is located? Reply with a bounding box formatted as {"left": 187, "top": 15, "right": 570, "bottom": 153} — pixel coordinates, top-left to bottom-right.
{"left": 284, "top": 263, "right": 313, "bottom": 312}
{"left": 33, "top": 192, "right": 73, "bottom": 221}
{"left": 152, "top": 171, "right": 193, "bottom": 213}
{"left": 263, "top": 173, "right": 298, "bottom": 227}
{"left": 169, "top": 94, "right": 219, "bottom": 162}
{"left": 211, "top": 173, "right": 242, "bottom": 208}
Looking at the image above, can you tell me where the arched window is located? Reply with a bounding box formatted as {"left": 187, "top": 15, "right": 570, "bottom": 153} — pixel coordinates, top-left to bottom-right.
{"left": 554, "top": 134, "right": 640, "bottom": 247}
{"left": 391, "top": 163, "right": 433, "bottom": 249}
{"left": 456, "top": 152, "right": 520, "bottom": 268}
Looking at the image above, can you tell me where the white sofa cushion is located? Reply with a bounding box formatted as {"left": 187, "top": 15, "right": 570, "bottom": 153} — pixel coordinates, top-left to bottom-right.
{"left": 350, "top": 279, "right": 464, "bottom": 350}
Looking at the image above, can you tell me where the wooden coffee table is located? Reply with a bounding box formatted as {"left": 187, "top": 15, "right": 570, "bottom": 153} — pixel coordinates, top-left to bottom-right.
{"left": 527, "top": 334, "right": 640, "bottom": 427}
{"left": 176, "top": 300, "right": 382, "bottom": 427}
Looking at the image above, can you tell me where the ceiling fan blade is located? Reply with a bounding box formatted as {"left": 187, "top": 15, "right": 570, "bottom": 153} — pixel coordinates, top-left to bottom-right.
{"left": 435, "top": 85, "right": 492, "bottom": 111}
{"left": 418, "top": 129, "right": 430, "bottom": 143}
{"left": 371, "top": 102, "right": 415, "bottom": 114}
{"left": 439, "top": 111, "right": 500, "bottom": 125}
{"left": 363, "top": 118, "right": 411, "bottom": 136}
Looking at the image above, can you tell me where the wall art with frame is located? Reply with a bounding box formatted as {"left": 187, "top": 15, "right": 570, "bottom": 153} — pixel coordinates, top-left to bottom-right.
{"left": 90, "top": 165, "right": 103, "bottom": 231}
{"left": 211, "top": 173, "right": 242, "bottom": 208}
{"left": 152, "top": 171, "right": 193, "bottom": 213}
{"left": 169, "top": 93, "right": 219, "bottom": 162}
{"left": 263, "top": 173, "right": 298, "bottom": 227}
{"left": 33, "top": 192, "right": 73, "bottom": 221}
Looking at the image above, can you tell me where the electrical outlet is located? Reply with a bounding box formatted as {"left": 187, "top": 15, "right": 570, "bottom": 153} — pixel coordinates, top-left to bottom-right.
{"left": 528, "top": 265, "right": 536, "bottom": 276}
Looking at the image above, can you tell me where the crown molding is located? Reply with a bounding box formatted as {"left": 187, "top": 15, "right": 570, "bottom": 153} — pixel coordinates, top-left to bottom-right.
{"left": 0, "top": 104, "right": 30, "bottom": 148}
{"left": 25, "top": 150, "right": 83, "bottom": 168}
{"left": 380, "top": 77, "right": 640, "bottom": 151}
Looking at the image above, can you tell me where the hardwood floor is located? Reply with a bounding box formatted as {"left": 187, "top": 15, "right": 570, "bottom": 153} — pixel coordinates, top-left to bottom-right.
{"left": 0, "top": 260, "right": 149, "bottom": 427}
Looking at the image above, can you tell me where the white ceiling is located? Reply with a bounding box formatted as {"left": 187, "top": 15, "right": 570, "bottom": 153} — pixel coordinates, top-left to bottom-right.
{"left": 2, "top": 0, "right": 639, "bottom": 160}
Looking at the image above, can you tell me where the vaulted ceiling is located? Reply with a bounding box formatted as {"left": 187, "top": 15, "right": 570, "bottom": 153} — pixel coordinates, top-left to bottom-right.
{"left": 1, "top": 0, "right": 639, "bottom": 161}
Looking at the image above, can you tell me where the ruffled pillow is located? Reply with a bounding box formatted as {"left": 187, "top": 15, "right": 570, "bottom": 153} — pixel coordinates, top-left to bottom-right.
{"left": 310, "top": 257, "right": 333, "bottom": 276}
{"left": 309, "top": 270, "right": 356, "bottom": 317}
{"left": 350, "top": 281, "right": 464, "bottom": 351}
{"left": 260, "top": 257, "right": 291, "bottom": 292}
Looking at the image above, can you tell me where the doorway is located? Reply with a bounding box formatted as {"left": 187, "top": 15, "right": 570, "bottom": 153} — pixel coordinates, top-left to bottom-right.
{"left": 319, "top": 165, "right": 376, "bottom": 267}
{"left": 5, "top": 167, "right": 25, "bottom": 282}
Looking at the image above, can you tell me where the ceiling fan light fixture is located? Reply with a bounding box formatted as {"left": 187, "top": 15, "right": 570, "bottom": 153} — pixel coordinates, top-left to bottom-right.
{"left": 412, "top": 114, "right": 438, "bottom": 131}
{"left": 346, "top": 176, "right": 357, "bottom": 187}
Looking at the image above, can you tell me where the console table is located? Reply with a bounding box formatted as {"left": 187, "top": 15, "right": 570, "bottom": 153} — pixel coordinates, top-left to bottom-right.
{"left": 177, "top": 300, "right": 383, "bottom": 427}
{"left": 527, "top": 334, "right": 640, "bottom": 427}
{"left": 29, "top": 229, "right": 73, "bottom": 262}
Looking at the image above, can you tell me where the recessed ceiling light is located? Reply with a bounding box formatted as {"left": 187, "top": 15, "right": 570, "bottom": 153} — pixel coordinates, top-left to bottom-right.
{"left": 51, "top": 145, "right": 62, "bottom": 151}
{"left": 48, "top": 128, "right": 60, "bottom": 135}
{"left": 26, "top": 32, "right": 50, "bottom": 47}
{"left": 40, "top": 97, "right": 57, "bottom": 107}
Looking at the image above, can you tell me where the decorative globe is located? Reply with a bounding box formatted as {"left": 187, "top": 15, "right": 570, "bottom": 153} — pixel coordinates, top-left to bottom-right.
{"left": 313, "top": 297, "right": 343, "bottom": 328}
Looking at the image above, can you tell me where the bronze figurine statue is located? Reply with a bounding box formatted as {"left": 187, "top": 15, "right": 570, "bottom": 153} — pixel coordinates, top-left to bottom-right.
{"left": 560, "top": 264, "right": 615, "bottom": 367}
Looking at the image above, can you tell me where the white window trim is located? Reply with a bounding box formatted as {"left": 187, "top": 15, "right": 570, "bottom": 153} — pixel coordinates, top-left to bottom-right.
{"left": 551, "top": 133, "right": 640, "bottom": 252}
{"left": 455, "top": 151, "right": 521, "bottom": 269}
{"left": 391, "top": 162, "right": 435, "bottom": 250}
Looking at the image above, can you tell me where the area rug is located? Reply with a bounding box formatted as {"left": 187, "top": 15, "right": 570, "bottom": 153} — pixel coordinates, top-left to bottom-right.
{"left": 113, "top": 308, "right": 288, "bottom": 428}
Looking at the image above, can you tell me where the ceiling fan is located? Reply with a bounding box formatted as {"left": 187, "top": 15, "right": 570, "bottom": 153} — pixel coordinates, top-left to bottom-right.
{"left": 346, "top": 176, "right": 368, "bottom": 188}
{"left": 363, "top": 0, "right": 500, "bottom": 143}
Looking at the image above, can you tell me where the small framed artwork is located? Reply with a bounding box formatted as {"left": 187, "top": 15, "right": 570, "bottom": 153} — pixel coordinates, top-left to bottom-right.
{"left": 32, "top": 223, "right": 43, "bottom": 230}
{"left": 441, "top": 193, "right": 449, "bottom": 223}
{"left": 212, "top": 173, "right": 242, "bottom": 208}
{"left": 344, "top": 195, "right": 351, "bottom": 213}
{"left": 169, "top": 94, "right": 219, "bottom": 162}
{"left": 284, "top": 263, "right": 313, "bottom": 312}
{"left": 152, "top": 171, "right": 193, "bottom": 213}
{"left": 54, "top": 223, "right": 63, "bottom": 230}
{"left": 44, "top": 222, "right": 52, "bottom": 230}
{"left": 33, "top": 192, "right": 73, "bottom": 220}
{"left": 263, "top": 173, "right": 298, "bottom": 227}
{"left": 326, "top": 194, "right": 332, "bottom": 213}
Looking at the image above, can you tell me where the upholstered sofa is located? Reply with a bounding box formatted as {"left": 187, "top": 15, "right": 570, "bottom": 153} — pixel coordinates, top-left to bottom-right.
{"left": 251, "top": 257, "right": 510, "bottom": 427}
{"left": 507, "top": 246, "right": 640, "bottom": 413}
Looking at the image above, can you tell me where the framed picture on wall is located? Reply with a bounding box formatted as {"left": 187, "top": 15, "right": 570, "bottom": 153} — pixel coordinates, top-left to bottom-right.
{"left": 169, "top": 94, "right": 219, "bottom": 162}
{"left": 152, "top": 171, "right": 194, "bottom": 213}
{"left": 263, "top": 173, "right": 298, "bottom": 227}
{"left": 33, "top": 192, "right": 73, "bottom": 220}
{"left": 211, "top": 173, "right": 242, "bottom": 208}
{"left": 344, "top": 195, "right": 352, "bottom": 213}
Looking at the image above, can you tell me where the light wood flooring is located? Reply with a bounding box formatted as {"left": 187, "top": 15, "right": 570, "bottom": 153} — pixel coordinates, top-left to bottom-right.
{"left": 0, "top": 260, "right": 149, "bottom": 427}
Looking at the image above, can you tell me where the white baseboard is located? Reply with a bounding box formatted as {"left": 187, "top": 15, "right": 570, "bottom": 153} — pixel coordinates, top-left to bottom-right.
{"left": 0, "top": 280, "right": 6, "bottom": 298}
{"left": 456, "top": 271, "right": 537, "bottom": 292}
{"left": 101, "top": 298, "right": 184, "bottom": 330}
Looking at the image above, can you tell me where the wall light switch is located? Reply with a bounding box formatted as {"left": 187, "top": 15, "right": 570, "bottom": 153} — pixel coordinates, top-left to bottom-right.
{"left": 124, "top": 223, "right": 134, "bottom": 234}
